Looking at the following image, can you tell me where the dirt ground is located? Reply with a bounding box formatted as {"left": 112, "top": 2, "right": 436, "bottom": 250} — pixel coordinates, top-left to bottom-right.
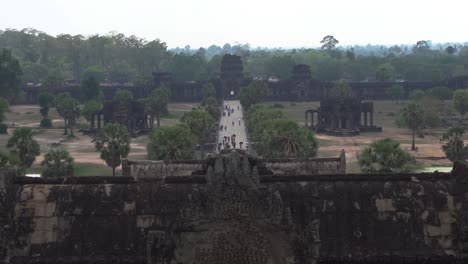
{"left": 264, "top": 100, "right": 461, "bottom": 172}
{"left": 1, "top": 100, "right": 461, "bottom": 175}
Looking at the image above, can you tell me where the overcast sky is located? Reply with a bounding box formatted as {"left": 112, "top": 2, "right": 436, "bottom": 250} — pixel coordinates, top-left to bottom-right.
{"left": 1, "top": 0, "right": 467, "bottom": 48}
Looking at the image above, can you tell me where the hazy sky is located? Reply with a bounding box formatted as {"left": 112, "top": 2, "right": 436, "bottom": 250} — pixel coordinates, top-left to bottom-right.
{"left": 1, "top": 0, "right": 467, "bottom": 48}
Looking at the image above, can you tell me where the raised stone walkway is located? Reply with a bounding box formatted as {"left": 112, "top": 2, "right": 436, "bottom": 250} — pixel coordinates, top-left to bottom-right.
{"left": 217, "top": 100, "right": 249, "bottom": 153}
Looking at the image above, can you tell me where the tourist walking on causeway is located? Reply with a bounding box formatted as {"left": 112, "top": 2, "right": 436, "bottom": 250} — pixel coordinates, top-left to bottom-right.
{"left": 232, "top": 121, "right": 235, "bottom": 126}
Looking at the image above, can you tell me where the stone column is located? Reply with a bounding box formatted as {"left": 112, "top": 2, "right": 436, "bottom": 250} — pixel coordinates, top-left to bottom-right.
{"left": 364, "top": 112, "right": 368, "bottom": 127}
{"left": 97, "top": 114, "right": 101, "bottom": 129}
{"left": 370, "top": 111, "right": 374, "bottom": 127}
{"left": 305, "top": 112, "right": 309, "bottom": 127}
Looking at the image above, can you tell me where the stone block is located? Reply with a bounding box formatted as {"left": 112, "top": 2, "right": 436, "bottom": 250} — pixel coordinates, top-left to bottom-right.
{"left": 440, "top": 224, "right": 452, "bottom": 236}
{"left": 375, "top": 198, "right": 396, "bottom": 212}
{"left": 425, "top": 225, "right": 441, "bottom": 237}
{"left": 437, "top": 237, "right": 453, "bottom": 249}
{"left": 34, "top": 217, "right": 58, "bottom": 231}
{"left": 136, "top": 215, "right": 160, "bottom": 228}
{"left": 33, "top": 202, "right": 56, "bottom": 217}
{"left": 438, "top": 211, "right": 453, "bottom": 224}
{"left": 31, "top": 230, "right": 56, "bottom": 244}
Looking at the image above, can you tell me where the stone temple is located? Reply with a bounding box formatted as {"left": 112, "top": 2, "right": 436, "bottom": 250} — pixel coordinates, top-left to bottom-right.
{"left": 1, "top": 150, "right": 468, "bottom": 264}
{"left": 305, "top": 98, "right": 382, "bottom": 136}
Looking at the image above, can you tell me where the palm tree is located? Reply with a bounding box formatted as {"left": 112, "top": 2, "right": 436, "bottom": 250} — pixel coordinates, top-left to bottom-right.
{"left": 359, "top": 138, "right": 412, "bottom": 173}
{"left": 401, "top": 103, "right": 424, "bottom": 151}
{"left": 7, "top": 128, "right": 40, "bottom": 168}
{"left": 147, "top": 125, "right": 196, "bottom": 160}
{"left": 441, "top": 127, "right": 468, "bottom": 162}
{"left": 95, "top": 123, "right": 130, "bottom": 176}
{"left": 41, "top": 150, "right": 74, "bottom": 177}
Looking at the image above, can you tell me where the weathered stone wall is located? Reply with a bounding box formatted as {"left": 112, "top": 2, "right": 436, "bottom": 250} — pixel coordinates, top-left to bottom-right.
{"left": 0, "top": 170, "right": 9, "bottom": 264}
{"left": 21, "top": 75, "right": 468, "bottom": 104}
{"left": 262, "top": 151, "right": 346, "bottom": 175}
{"left": 5, "top": 155, "right": 468, "bottom": 263}
{"left": 123, "top": 151, "right": 345, "bottom": 179}
{"left": 122, "top": 159, "right": 206, "bottom": 178}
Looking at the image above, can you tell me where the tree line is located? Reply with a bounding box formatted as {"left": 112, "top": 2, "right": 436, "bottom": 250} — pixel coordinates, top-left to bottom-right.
{"left": 1, "top": 28, "right": 468, "bottom": 88}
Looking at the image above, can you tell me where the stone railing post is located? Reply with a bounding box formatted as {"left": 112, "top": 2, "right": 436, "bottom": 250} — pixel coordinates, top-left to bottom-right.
{"left": 121, "top": 158, "right": 131, "bottom": 177}
{"left": 452, "top": 161, "right": 468, "bottom": 253}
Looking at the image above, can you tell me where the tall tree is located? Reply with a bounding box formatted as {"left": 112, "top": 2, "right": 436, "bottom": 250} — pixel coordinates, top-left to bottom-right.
{"left": 41, "top": 150, "right": 74, "bottom": 177}
{"left": 359, "top": 138, "right": 412, "bottom": 173}
{"left": 38, "top": 92, "right": 54, "bottom": 127}
{"left": 453, "top": 89, "right": 468, "bottom": 120}
{"left": 114, "top": 89, "right": 134, "bottom": 101}
{"left": 386, "top": 84, "right": 404, "bottom": 103}
{"left": 81, "top": 76, "right": 102, "bottom": 101}
{"left": 427, "top": 86, "right": 453, "bottom": 101}
{"left": 320, "top": 35, "right": 339, "bottom": 50}
{"left": 375, "top": 63, "right": 395, "bottom": 81}
{"left": 81, "top": 100, "right": 102, "bottom": 126}
{"left": 82, "top": 65, "right": 106, "bottom": 83}
{"left": 409, "top": 89, "right": 426, "bottom": 101}
{"left": 201, "top": 82, "right": 216, "bottom": 98}
{"left": 0, "top": 97, "right": 9, "bottom": 123}
{"left": 147, "top": 125, "right": 196, "bottom": 160}
{"left": 446, "top": 46, "right": 456, "bottom": 55}
{"left": 95, "top": 123, "right": 130, "bottom": 176}
{"left": 0, "top": 49, "right": 23, "bottom": 100}
{"left": 55, "top": 93, "right": 80, "bottom": 136}
{"left": 239, "top": 80, "right": 268, "bottom": 110}
{"left": 145, "top": 86, "right": 169, "bottom": 128}
{"left": 7, "top": 128, "right": 40, "bottom": 168}
{"left": 266, "top": 55, "right": 296, "bottom": 79}
{"left": 0, "top": 98, "right": 9, "bottom": 134}
{"left": 401, "top": 103, "right": 425, "bottom": 151}
{"left": 201, "top": 96, "right": 220, "bottom": 121}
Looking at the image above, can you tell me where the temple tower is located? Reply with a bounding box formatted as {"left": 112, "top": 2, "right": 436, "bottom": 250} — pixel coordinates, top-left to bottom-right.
{"left": 220, "top": 54, "right": 244, "bottom": 99}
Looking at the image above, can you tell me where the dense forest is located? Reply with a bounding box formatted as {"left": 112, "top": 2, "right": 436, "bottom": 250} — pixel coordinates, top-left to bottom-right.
{"left": 1, "top": 28, "right": 468, "bottom": 85}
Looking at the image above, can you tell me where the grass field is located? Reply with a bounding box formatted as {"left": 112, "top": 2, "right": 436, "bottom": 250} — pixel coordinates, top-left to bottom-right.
{"left": 1, "top": 100, "right": 461, "bottom": 175}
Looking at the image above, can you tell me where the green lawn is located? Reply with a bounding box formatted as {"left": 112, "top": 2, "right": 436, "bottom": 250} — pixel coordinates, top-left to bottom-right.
{"left": 73, "top": 163, "right": 114, "bottom": 176}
